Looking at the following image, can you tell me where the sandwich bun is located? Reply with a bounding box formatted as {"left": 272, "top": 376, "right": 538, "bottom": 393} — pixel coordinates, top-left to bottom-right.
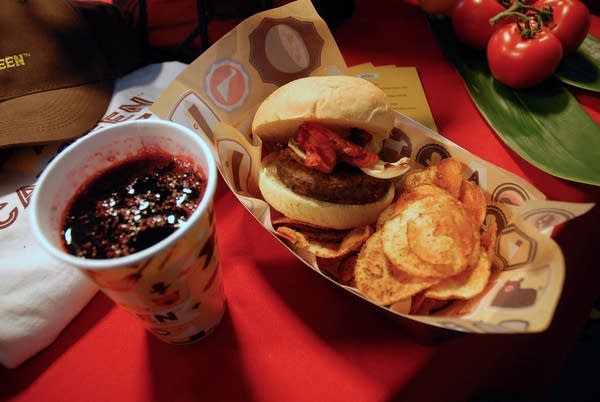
{"left": 258, "top": 153, "right": 395, "bottom": 230}
{"left": 253, "top": 75, "right": 401, "bottom": 230}
{"left": 252, "top": 75, "right": 394, "bottom": 153}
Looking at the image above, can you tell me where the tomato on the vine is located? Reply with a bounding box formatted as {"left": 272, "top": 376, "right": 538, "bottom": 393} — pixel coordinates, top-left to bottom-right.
{"left": 486, "top": 23, "right": 563, "bottom": 88}
{"left": 533, "top": 0, "right": 591, "bottom": 54}
{"left": 451, "top": 0, "right": 511, "bottom": 49}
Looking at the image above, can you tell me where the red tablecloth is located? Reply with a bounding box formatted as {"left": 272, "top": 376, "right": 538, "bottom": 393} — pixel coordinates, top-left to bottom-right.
{"left": 2, "top": 1, "right": 599, "bottom": 401}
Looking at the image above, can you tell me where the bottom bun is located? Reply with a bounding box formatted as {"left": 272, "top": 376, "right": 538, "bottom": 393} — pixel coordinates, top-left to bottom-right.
{"left": 258, "top": 156, "right": 395, "bottom": 230}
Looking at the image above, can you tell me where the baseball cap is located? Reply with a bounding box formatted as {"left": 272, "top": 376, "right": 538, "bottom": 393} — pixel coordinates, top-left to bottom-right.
{"left": 0, "top": 0, "right": 143, "bottom": 148}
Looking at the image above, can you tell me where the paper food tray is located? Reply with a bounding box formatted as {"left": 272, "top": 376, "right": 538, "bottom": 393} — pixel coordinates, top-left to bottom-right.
{"left": 150, "top": 0, "right": 594, "bottom": 334}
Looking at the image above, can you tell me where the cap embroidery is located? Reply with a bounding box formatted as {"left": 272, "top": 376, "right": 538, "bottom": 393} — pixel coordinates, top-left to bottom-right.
{"left": 0, "top": 53, "right": 30, "bottom": 70}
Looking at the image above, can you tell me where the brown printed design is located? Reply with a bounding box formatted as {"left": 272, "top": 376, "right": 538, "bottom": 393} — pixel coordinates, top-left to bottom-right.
{"left": 0, "top": 202, "right": 18, "bottom": 230}
{"left": 99, "top": 96, "right": 153, "bottom": 125}
{"left": 492, "top": 182, "right": 531, "bottom": 206}
{"left": 491, "top": 278, "right": 537, "bottom": 308}
{"left": 166, "top": 91, "right": 220, "bottom": 144}
{"left": 0, "top": 185, "right": 35, "bottom": 230}
{"left": 216, "top": 141, "right": 256, "bottom": 196}
{"left": 381, "top": 128, "right": 412, "bottom": 163}
{"left": 185, "top": 102, "right": 216, "bottom": 143}
{"left": 249, "top": 17, "right": 324, "bottom": 86}
{"left": 485, "top": 205, "right": 509, "bottom": 234}
{"left": 496, "top": 224, "right": 537, "bottom": 270}
{"left": 414, "top": 143, "right": 452, "bottom": 167}
{"left": 522, "top": 207, "right": 576, "bottom": 231}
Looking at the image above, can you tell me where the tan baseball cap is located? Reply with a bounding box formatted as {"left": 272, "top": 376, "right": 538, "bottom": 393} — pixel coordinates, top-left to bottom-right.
{"left": 0, "top": 0, "right": 142, "bottom": 148}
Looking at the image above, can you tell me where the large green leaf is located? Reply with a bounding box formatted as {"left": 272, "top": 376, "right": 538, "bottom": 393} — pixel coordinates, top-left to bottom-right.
{"left": 427, "top": 16, "right": 600, "bottom": 186}
{"left": 556, "top": 35, "right": 600, "bottom": 92}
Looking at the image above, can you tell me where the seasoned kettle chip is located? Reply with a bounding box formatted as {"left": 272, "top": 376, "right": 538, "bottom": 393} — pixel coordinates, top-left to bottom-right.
{"left": 389, "top": 297, "right": 413, "bottom": 315}
{"left": 276, "top": 224, "right": 373, "bottom": 259}
{"left": 272, "top": 216, "right": 352, "bottom": 243}
{"left": 377, "top": 184, "right": 449, "bottom": 230}
{"left": 316, "top": 254, "right": 357, "bottom": 285}
{"left": 424, "top": 246, "right": 491, "bottom": 300}
{"left": 410, "top": 296, "right": 452, "bottom": 315}
{"left": 380, "top": 185, "right": 480, "bottom": 278}
{"left": 459, "top": 179, "right": 487, "bottom": 228}
{"left": 402, "top": 157, "right": 463, "bottom": 198}
{"left": 350, "top": 157, "right": 499, "bottom": 313}
{"left": 392, "top": 180, "right": 449, "bottom": 214}
{"left": 355, "top": 232, "right": 439, "bottom": 306}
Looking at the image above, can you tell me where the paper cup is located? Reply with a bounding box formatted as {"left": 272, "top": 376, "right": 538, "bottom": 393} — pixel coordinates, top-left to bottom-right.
{"left": 30, "top": 120, "right": 225, "bottom": 344}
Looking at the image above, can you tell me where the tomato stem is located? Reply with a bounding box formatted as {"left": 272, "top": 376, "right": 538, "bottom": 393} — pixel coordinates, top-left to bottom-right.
{"left": 489, "top": 0, "right": 554, "bottom": 39}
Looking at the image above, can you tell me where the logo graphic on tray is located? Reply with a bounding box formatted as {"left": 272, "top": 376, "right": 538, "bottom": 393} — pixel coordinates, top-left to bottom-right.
{"left": 473, "top": 319, "right": 529, "bottom": 332}
{"left": 205, "top": 59, "right": 250, "bottom": 112}
{"left": 492, "top": 182, "right": 530, "bottom": 206}
{"left": 491, "top": 278, "right": 537, "bottom": 308}
{"left": 496, "top": 224, "right": 537, "bottom": 270}
{"left": 381, "top": 127, "right": 412, "bottom": 162}
{"left": 485, "top": 205, "right": 508, "bottom": 235}
{"left": 414, "top": 143, "right": 451, "bottom": 167}
{"left": 522, "top": 207, "right": 576, "bottom": 231}
{"left": 216, "top": 138, "right": 255, "bottom": 195}
{"left": 169, "top": 91, "right": 220, "bottom": 142}
{"left": 249, "top": 17, "right": 324, "bottom": 85}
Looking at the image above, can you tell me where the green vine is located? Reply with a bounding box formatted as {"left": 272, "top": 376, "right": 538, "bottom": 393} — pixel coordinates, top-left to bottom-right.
{"left": 490, "top": 0, "right": 555, "bottom": 39}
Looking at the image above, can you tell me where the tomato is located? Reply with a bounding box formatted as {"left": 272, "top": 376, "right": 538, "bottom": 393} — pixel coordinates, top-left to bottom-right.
{"left": 452, "top": 0, "right": 511, "bottom": 49}
{"left": 419, "top": 0, "right": 458, "bottom": 15}
{"left": 533, "top": 0, "right": 591, "bottom": 54}
{"left": 487, "top": 23, "right": 563, "bottom": 88}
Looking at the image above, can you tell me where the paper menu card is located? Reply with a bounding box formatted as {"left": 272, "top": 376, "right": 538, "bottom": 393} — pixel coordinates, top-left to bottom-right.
{"left": 347, "top": 63, "right": 438, "bottom": 132}
{"left": 150, "top": 0, "right": 593, "bottom": 334}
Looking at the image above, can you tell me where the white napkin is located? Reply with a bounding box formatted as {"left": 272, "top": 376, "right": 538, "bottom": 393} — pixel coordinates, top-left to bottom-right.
{"left": 0, "top": 62, "right": 187, "bottom": 368}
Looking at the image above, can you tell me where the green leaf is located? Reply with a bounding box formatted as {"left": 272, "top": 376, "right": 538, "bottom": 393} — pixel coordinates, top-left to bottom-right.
{"left": 427, "top": 16, "right": 600, "bottom": 187}
{"left": 555, "top": 35, "right": 600, "bottom": 92}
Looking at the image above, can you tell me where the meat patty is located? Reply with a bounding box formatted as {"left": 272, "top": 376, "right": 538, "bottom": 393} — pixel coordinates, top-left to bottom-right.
{"left": 275, "top": 149, "right": 391, "bottom": 204}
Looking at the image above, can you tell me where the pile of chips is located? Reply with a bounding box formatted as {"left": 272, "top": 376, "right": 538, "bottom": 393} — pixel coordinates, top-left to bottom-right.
{"left": 273, "top": 157, "right": 497, "bottom": 315}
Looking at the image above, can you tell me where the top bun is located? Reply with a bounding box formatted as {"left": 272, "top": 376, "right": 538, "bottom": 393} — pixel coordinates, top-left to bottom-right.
{"left": 252, "top": 75, "right": 395, "bottom": 148}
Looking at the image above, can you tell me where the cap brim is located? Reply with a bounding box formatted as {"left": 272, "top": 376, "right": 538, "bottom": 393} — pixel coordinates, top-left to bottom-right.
{"left": 0, "top": 80, "right": 114, "bottom": 148}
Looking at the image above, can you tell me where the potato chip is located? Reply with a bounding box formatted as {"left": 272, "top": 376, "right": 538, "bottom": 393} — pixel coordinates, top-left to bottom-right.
{"left": 382, "top": 186, "right": 439, "bottom": 221}
{"left": 380, "top": 186, "right": 480, "bottom": 278}
{"left": 272, "top": 216, "right": 352, "bottom": 243}
{"left": 410, "top": 296, "right": 452, "bottom": 315}
{"left": 355, "top": 232, "right": 439, "bottom": 306}
{"left": 350, "top": 157, "right": 499, "bottom": 314}
{"left": 392, "top": 181, "right": 448, "bottom": 215}
{"left": 317, "top": 253, "right": 357, "bottom": 285}
{"left": 389, "top": 297, "right": 412, "bottom": 314}
{"left": 402, "top": 157, "right": 463, "bottom": 198}
{"left": 424, "top": 246, "right": 491, "bottom": 300}
{"left": 459, "top": 179, "right": 487, "bottom": 228}
{"left": 276, "top": 224, "right": 373, "bottom": 259}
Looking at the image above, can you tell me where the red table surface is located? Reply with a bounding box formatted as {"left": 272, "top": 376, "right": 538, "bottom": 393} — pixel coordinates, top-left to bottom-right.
{"left": 2, "top": 1, "right": 600, "bottom": 401}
